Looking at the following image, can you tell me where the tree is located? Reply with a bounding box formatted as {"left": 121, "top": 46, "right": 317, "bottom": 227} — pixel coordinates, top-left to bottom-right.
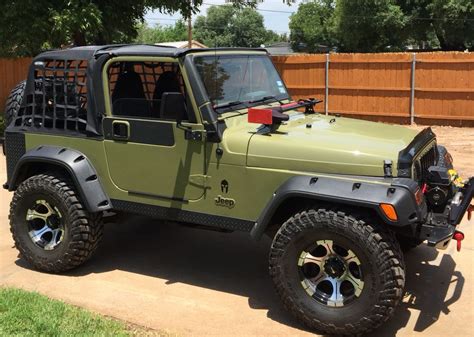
{"left": 0, "top": 0, "right": 293, "bottom": 56}
{"left": 397, "top": 0, "right": 439, "bottom": 49}
{"left": 289, "top": 0, "right": 336, "bottom": 53}
{"left": 333, "top": 0, "right": 473, "bottom": 52}
{"left": 135, "top": 21, "right": 188, "bottom": 44}
{"left": 397, "top": 0, "right": 474, "bottom": 50}
{"left": 426, "top": 0, "right": 474, "bottom": 50}
{"left": 335, "top": 0, "right": 408, "bottom": 52}
{"left": 193, "top": 5, "right": 283, "bottom": 47}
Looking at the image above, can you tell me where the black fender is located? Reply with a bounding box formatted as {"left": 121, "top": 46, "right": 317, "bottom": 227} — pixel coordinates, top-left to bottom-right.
{"left": 8, "top": 146, "right": 112, "bottom": 213}
{"left": 250, "top": 175, "right": 427, "bottom": 240}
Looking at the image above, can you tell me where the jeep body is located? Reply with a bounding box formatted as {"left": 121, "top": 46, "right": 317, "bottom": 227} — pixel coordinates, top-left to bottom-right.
{"left": 3, "top": 45, "right": 473, "bottom": 335}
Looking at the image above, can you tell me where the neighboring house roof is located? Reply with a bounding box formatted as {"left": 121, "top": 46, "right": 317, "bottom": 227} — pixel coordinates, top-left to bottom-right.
{"left": 265, "top": 42, "right": 296, "bottom": 55}
{"left": 156, "top": 40, "right": 207, "bottom": 49}
{"left": 264, "top": 42, "right": 330, "bottom": 55}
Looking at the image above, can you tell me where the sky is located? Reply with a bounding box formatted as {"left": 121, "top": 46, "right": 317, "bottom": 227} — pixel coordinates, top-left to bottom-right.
{"left": 145, "top": 0, "right": 304, "bottom": 34}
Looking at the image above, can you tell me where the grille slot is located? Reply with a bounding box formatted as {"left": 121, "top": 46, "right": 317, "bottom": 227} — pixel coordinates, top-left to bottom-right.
{"left": 414, "top": 145, "right": 437, "bottom": 182}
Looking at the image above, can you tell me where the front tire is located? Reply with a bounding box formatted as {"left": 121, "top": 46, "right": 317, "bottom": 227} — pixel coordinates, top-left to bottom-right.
{"left": 269, "top": 209, "right": 405, "bottom": 335}
{"left": 9, "top": 174, "right": 103, "bottom": 273}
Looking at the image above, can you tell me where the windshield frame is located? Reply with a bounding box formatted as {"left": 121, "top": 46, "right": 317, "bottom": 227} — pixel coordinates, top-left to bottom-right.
{"left": 191, "top": 53, "right": 291, "bottom": 114}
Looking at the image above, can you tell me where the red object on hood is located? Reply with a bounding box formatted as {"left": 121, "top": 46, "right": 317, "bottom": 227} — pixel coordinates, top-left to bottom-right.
{"left": 248, "top": 108, "right": 273, "bottom": 125}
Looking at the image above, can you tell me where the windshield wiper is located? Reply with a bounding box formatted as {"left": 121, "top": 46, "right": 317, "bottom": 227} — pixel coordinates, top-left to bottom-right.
{"left": 214, "top": 95, "right": 287, "bottom": 113}
{"left": 249, "top": 95, "right": 285, "bottom": 105}
{"left": 214, "top": 100, "right": 247, "bottom": 111}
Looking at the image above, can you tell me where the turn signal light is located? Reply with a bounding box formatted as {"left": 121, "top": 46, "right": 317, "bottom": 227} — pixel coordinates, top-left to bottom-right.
{"left": 380, "top": 203, "right": 398, "bottom": 221}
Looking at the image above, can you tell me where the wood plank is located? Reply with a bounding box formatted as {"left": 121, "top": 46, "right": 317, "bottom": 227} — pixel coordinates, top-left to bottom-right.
{"left": 329, "top": 85, "right": 411, "bottom": 92}
{"left": 416, "top": 59, "right": 474, "bottom": 64}
{"left": 415, "top": 87, "right": 474, "bottom": 93}
{"left": 329, "top": 59, "right": 411, "bottom": 64}
{"left": 415, "top": 114, "right": 474, "bottom": 121}
{"left": 327, "top": 110, "right": 409, "bottom": 117}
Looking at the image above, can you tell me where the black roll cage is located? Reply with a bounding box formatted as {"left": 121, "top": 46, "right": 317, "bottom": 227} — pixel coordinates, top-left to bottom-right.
{"left": 7, "top": 45, "right": 270, "bottom": 143}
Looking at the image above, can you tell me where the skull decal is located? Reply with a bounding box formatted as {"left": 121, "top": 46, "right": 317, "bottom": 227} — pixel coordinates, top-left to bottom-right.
{"left": 221, "top": 180, "right": 229, "bottom": 194}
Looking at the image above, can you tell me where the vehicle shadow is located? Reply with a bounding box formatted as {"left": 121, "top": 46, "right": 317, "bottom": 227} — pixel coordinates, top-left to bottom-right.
{"left": 367, "top": 246, "right": 464, "bottom": 336}
{"left": 15, "top": 215, "right": 464, "bottom": 335}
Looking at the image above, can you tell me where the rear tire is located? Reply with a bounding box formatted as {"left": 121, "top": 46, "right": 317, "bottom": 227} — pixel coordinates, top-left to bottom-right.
{"left": 269, "top": 209, "right": 405, "bottom": 335}
{"left": 436, "top": 145, "right": 453, "bottom": 169}
{"left": 4, "top": 80, "right": 26, "bottom": 127}
{"left": 9, "top": 174, "right": 103, "bottom": 273}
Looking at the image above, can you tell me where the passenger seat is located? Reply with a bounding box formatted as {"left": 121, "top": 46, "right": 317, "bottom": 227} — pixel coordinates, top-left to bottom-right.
{"left": 152, "top": 71, "right": 183, "bottom": 119}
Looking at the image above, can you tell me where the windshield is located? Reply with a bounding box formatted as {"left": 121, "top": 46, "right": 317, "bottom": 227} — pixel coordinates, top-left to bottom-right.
{"left": 193, "top": 54, "right": 290, "bottom": 111}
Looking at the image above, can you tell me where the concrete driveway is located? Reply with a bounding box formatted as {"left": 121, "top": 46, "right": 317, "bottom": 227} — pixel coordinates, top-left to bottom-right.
{"left": 0, "top": 155, "right": 473, "bottom": 336}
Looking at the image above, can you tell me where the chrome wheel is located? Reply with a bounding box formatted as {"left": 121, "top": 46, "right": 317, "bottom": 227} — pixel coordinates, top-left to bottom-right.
{"left": 298, "top": 239, "right": 364, "bottom": 307}
{"left": 26, "top": 199, "right": 64, "bottom": 251}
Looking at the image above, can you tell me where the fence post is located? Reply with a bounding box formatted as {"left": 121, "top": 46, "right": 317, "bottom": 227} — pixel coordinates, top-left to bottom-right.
{"left": 410, "top": 53, "right": 416, "bottom": 124}
{"left": 325, "top": 53, "right": 329, "bottom": 115}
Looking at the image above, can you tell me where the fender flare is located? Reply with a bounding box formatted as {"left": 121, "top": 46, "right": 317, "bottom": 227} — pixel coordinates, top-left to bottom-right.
{"left": 9, "top": 146, "right": 112, "bottom": 213}
{"left": 250, "top": 175, "right": 426, "bottom": 240}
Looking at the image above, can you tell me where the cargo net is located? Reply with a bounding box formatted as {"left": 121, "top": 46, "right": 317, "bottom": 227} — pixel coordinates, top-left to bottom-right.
{"left": 107, "top": 61, "right": 185, "bottom": 118}
{"left": 14, "top": 59, "right": 88, "bottom": 133}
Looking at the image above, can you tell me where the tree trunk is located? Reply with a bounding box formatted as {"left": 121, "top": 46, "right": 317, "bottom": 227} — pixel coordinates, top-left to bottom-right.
{"left": 432, "top": 23, "right": 447, "bottom": 49}
{"left": 72, "top": 31, "right": 86, "bottom": 46}
{"left": 431, "top": 23, "right": 466, "bottom": 51}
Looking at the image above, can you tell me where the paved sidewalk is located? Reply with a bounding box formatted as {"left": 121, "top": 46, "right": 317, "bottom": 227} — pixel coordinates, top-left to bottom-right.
{"left": 1, "top": 156, "right": 473, "bottom": 336}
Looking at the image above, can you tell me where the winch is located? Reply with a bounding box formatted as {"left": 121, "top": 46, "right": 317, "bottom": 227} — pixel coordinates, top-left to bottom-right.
{"left": 424, "top": 166, "right": 454, "bottom": 210}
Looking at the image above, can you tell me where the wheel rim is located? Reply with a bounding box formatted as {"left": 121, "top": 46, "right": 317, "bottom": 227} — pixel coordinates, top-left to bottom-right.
{"left": 298, "top": 239, "right": 364, "bottom": 307}
{"left": 26, "top": 199, "right": 64, "bottom": 251}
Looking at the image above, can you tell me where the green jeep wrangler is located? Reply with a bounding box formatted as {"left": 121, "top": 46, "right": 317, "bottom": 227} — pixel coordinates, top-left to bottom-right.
{"left": 3, "top": 45, "right": 473, "bottom": 335}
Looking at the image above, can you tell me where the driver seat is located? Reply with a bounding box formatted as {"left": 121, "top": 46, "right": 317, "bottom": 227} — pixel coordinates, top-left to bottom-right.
{"left": 112, "top": 65, "right": 149, "bottom": 117}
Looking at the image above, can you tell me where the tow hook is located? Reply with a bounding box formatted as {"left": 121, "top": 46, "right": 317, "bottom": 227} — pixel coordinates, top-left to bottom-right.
{"left": 453, "top": 230, "right": 465, "bottom": 252}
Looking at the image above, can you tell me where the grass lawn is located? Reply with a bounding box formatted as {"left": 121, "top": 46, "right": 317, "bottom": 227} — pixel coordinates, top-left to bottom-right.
{"left": 0, "top": 287, "right": 131, "bottom": 336}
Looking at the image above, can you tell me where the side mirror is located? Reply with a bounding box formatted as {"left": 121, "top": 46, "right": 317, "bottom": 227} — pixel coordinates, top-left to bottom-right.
{"left": 160, "top": 92, "right": 187, "bottom": 122}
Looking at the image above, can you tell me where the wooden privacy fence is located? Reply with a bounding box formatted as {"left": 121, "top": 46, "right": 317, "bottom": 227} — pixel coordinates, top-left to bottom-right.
{"left": 1, "top": 53, "right": 474, "bottom": 124}
{"left": 272, "top": 52, "right": 474, "bottom": 124}
{"left": 0, "top": 58, "right": 31, "bottom": 112}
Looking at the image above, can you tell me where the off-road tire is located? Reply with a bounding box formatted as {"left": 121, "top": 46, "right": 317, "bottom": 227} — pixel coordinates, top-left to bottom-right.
{"left": 4, "top": 80, "right": 26, "bottom": 127}
{"left": 9, "top": 174, "right": 103, "bottom": 273}
{"left": 269, "top": 209, "right": 405, "bottom": 335}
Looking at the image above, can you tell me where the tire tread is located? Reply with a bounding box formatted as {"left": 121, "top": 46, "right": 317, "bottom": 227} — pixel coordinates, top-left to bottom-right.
{"left": 269, "top": 208, "right": 405, "bottom": 335}
{"left": 9, "top": 174, "right": 103, "bottom": 273}
{"left": 4, "top": 80, "right": 25, "bottom": 127}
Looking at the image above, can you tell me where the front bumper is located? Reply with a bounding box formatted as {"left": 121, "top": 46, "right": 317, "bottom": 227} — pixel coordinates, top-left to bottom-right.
{"left": 419, "top": 177, "right": 474, "bottom": 249}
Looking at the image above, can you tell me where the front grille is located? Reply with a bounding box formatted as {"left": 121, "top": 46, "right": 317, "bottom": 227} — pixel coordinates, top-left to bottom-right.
{"left": 414, "top": 145, "right": 437, "bottom": 182}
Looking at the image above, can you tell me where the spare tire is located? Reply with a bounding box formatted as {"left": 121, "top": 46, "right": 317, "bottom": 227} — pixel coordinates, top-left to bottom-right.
{"left": 436, "top": 145, "right": 453, "bottom": 169}
{"left": 4, "top": 80, "right": 26, "bottom": 127}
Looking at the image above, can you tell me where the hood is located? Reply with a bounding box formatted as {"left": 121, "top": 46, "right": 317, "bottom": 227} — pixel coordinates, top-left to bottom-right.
{"left": 242, "top": 113, "right": 419, "bottom": 176}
